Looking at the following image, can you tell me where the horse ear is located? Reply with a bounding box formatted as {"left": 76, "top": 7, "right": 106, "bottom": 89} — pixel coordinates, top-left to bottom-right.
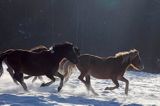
{"left": 135, "top": 50, "right": 139, "bottom": 54}
{"left": 49, "top": 46, "right": 53, "bottom": 51}
{"left": 49, "top": 46, "right": 55, "bottom": 53}
{"left": 130, "top": 49, "right": 138, "bottom": 53}
{"left": 130, "top": 48, "right": 134, "bottom": 51}
{"left": 133, "top": 48, "right": 137, "bottom": 51}
{"left": 133, "top": 49, "right": 139, "bottom": 54}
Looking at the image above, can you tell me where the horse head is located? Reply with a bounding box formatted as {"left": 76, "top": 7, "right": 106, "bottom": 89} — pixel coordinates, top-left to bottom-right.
{"left": 129, "top": 49, "right": 144, "bottom": 70}
{"left": 52, "top": 42, "right": 79, "bottom": 64}
{"left": 74, "top": 46, "right": 80, "bottom": 56}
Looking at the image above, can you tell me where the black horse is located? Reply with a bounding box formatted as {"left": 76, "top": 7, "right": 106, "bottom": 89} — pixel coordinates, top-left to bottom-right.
{"left": 0, "top": 42, "right": 79, "bottom": 92}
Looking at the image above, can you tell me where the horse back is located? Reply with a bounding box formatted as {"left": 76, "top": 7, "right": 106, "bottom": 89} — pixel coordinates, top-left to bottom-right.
{"left": 30, "top": 45, "right": 48, "bottom": 52}
{"left": 5, "top": 50, "right": 56, "bottom": 75}
{"left": 77, "top": 54, "right": 106, "bottom": 71}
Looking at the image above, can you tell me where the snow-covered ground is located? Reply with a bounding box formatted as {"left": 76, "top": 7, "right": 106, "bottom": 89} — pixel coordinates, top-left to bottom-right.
{"left": 0, "top": 64, "right": 160, "bottom": 106}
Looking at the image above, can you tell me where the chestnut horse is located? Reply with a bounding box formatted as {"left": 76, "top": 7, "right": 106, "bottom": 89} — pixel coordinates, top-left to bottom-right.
{"left": 62, "top": 49, "right": 144, "bottom": 95}
{"left": 78, "top": 49, "right": 144, "bottom": 95}
{"left": 0, "top": 42, "right": 79, "bottom": 91}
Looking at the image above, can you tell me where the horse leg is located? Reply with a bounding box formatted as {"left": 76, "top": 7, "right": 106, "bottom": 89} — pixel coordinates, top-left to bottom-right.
{"left": 78, "top": 72, "right": 86, "bottom": 84}
{"left": 7, "top": 67, "right": 19, "bottom": 85}
{"left": 32, "top": 77, "right": 38, "bottom": 83}
{"left": 55, "top": 72, "right": 64, "bottom": 92}
{"left": 78, "top": 72, "right": 91, "bottom": 92}
{"left": 14, "top": 73, "right": 28, "bottom": 91}
{"left": 4, "top": 60, "right": 19, "bottom": 85}
{"left": 119, "top": 77, "right": 129, "bottom": 95}
{"left": 86, "top": 75, "right": 98, "bottom": 95}
{"left": 38, "top": 76, "right": 45, "bottom": 83}
{"left": 105, "top": 78, "right": 119, "bottom": 90}
{"left": 40, "top": 75, "right": 55, "bottom": 87}
{"left": 24, "top": 75, "right": 32, "bottom": 79}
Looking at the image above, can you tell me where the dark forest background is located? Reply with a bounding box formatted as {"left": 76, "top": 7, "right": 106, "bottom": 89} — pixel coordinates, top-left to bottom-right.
{"left": 0, "top": 0, "right": 160, "bottom": 73}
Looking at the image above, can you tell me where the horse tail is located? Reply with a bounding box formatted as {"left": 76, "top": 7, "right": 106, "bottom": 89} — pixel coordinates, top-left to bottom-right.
{"left": 58, "top": 59, "right": 76, "bottom": 82}
{"left": 0, "top": 49, "right": 14, "bottom": 77}
{"left": 63, "top": 61, "right": 76, "bottom": 83}
{"left": 64, "top": 65, "right": 76, "bottom": 83}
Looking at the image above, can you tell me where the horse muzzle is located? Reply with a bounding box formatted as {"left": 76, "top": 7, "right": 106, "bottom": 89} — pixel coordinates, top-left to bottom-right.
{"left": 138, "top": 65, "right": 144, "bottom": 70}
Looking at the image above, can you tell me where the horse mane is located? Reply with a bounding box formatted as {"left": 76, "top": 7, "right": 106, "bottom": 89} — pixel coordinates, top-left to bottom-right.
{"left": 115, "top": 49, "right": 137, "bottom": 58}
{"left": 53, "top": 42, "right": 73, "bottom": 51}
{"left": 30, "top": 45, "right": 47, "bottom": 51}
{"left": 115, "top": 51, "right": 130, "bottom": 58}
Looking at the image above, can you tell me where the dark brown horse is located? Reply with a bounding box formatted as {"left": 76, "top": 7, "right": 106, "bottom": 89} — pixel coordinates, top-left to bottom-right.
{"left": 37, "top": 47, "right": 80, "bottom": 87}
{"left": 58, "top": 47, "right": 80, "bottom": 83}
{"left": 24, "top": 46, "right": 80, "bottom": 83}
{"left": 1, "top": 45, "right": 49, "bottom": 84}
{"left": 0, "top": 42, "right": 79, "bottom": 91}
{"left": 63, "top": 49, "right": 144, "bottom": 95}
{"left": 23, "top": 45, "right": 48, "bottom": 83}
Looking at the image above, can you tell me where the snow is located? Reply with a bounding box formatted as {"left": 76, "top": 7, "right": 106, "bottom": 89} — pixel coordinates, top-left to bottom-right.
{"left": 0, "top": 64, "right": 160, "bottom": 106}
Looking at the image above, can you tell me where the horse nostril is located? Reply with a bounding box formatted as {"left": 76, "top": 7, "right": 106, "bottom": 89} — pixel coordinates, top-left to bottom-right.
{"left": 140, "top": 65, "right": 144, "bottom": 70}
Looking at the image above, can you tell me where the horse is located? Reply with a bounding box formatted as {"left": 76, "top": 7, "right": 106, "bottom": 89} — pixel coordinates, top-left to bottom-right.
{"left": 1, "top": 45, "right": 49, "bottom": 84}
{"left": 38, "top": 46, "right": 80, "bottom": 87}
{"left": 0, "top": 42, "right": 79, "bottom": 92}
{"left": 23, "top": 45, "right": 48, "bottom": 83}
{"left": 58, "top": 47, "right": 80, "bottom": 83}
{"left": 29, "top": 45, "right": 48, "bottom": 52}
{"left": 77, "top": 49, "right": 144, "bottom": 95}
{"left": 64, "top": 49, "right": 144, "bottom": 95}
{"left": 23, "top": 46, "right": 80, "bottom": 84}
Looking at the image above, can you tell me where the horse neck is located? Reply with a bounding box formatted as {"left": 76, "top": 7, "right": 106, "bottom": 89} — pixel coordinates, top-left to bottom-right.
{"left": 53, "top": 51, "right": 66, "bottom": 63}
{"left": 121, "top": 54, "right": 131, "bottom": 70}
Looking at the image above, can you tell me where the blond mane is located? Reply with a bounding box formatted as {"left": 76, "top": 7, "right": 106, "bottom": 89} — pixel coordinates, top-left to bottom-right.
{"left": 115, "top": 51, "right": 129, "bottom": 58}
{"left": 115, "top": 49, "right": 137, "bottom": 58}
{"left": 30, "top": 45, "right": 47, "bottom": 51}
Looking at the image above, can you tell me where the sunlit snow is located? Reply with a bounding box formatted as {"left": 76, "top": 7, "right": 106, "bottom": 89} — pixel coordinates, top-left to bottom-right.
{"left": 0, "top": 64, "right": 160, "bottom": 106}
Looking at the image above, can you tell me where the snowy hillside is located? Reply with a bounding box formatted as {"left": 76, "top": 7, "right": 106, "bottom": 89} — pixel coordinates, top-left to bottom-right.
{"left": 0, "top": 65, "right": 160, "bottom": 106}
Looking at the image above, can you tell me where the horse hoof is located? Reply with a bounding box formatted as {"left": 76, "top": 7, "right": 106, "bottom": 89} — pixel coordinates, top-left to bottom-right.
{"left": 14, "top": 81, "right": 19, "bottom": 85}
{"left": 105, "top": 87, "right": 109, "bottom": 90}
{"left": 24, "top": 88, "right": 28, "bottom": 92}
{"left": 93, "top": 92, "right": 99, "bottom": 96}
{"left": 125, "top": 92, "right": 128, "bottom": 95}
{"left": 40, "top": 83, "right": 46, "bottom": 87}
{"left": 58, "top": 87, "right": 62, "bottom": 92}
